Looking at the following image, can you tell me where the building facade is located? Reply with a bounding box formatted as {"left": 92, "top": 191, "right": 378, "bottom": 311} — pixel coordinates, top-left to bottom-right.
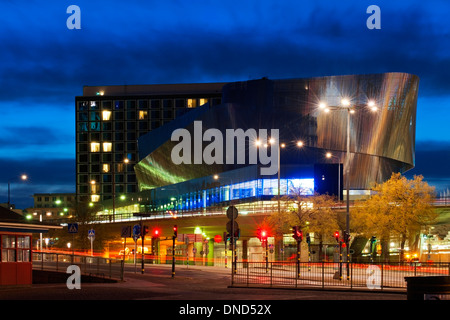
{"left": 75, "top": 83, "right": 225, "bottom": 204}
{"left": 31, "top": 193, "right": 76, "bottom": 221}
{"left": 133, "top": 73, "right": 419, "bottom": 215}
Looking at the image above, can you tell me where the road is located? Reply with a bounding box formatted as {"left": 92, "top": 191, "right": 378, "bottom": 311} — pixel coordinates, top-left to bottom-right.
{"left": 0, "top": 263, "right": 406, "bottom": 300}
{"left": 2, "top": 263, "right": 428, "bottom": 318}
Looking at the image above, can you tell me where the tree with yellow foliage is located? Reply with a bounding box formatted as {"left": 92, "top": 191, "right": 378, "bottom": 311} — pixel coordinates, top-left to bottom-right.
{"left": 265, "top": 187, "right": 340, "bottom": 260}
{"left": 352, "top": 173, "right": 437, "bottom": 261}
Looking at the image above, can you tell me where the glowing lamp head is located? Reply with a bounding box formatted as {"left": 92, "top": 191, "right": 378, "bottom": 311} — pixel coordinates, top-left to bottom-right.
{"left": 341, "top": 98, "right": 350, "bottom": 107}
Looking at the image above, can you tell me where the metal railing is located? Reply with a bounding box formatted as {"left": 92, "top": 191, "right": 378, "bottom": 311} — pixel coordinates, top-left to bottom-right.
{"left": 32, "top": 252, "right": 124, "bottom": 281}
{"left": 231, "top": 261, "right": 450, "bottom": 290}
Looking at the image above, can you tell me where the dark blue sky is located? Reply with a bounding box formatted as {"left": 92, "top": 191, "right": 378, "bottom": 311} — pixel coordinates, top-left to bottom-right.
{"left": 1, "top": 0, "right": 449, "bottom": 209}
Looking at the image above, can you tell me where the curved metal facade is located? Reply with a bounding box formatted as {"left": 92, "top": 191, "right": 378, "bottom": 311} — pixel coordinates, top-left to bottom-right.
{"left": 135, "top": 73, "right": 419, "bottom": 191}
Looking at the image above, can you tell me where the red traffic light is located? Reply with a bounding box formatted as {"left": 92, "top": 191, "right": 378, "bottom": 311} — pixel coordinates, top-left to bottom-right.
{"left": 153, "top": 228, "right": 160, "bottom": 237}
{"left": 173, "top": 225, "right": 178, "bottom": 237}
{"left": 261, "top": 229, "right": 268, "bottom": 241}
{"left": 257, "top": 228, "right": 268, "bottom": 242}
{"left": 292, "top": 226, "right": 303, "bottom": 242}
{"left": 334, "top": 231, "right": 340, "bottom": 242}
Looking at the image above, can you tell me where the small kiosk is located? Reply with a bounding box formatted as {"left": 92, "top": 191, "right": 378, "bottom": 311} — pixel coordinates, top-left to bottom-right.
{"left": 0, "top": 206, "right": 60, "bottom": 286}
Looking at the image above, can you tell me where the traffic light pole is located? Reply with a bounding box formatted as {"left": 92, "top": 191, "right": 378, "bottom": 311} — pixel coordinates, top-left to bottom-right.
{"left": 265, "top": 240, "right": 269, "bottom": 273}
{"left": 297, "top": 240, "right": 301, "bottom": 278}
{"left": 172, "top": 235, "right": 176, "bottom": 278}
{"left": 224, "top": 237, "right": 228, "bottom": 268}
{"left": 141, "top": 230, "right": 145, "bottom": 274}
{"left": 339, "top": 240, "right": 343, "bottom": 281}
{"left": 231, "top": 210, "right": 237, "bottom": 278}
{"left": 345, "top": 233, "right": 350, "bottom": 281}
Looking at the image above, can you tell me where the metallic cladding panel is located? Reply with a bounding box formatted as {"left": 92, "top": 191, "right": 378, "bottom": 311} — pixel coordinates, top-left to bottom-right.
{"left": 135, "top": 73, "right": 419, "bottom": 191}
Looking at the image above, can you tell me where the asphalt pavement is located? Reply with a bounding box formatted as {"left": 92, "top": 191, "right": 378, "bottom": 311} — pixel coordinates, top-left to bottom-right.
{"left": 2, "top": 264, "right": 432, "bottom": 318}
{"left": 0, "top": 263, "right": 407, "bottom": 300}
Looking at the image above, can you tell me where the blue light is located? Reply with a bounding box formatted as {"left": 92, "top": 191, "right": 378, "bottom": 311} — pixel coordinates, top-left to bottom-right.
{"left": 150, "top": 177, "right": 315, "bottom": 212}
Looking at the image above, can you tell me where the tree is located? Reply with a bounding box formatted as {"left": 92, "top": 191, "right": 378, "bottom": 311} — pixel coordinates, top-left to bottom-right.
{"left": 265, "top": 187, "right": 339, "bottom": 260}
{"left": 353, "top": 173, "right": 437, "bottom": 261}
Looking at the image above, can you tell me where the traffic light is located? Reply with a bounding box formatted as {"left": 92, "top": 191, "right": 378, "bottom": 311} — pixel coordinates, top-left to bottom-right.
{"left": 142, "top": 225, "right": 149, "bottom": 237}
{"left": 334, "top": 231, "right": 340, "bottom": 242}
{"left": 173, "top": 225, "right": 178, "bottom": 238}
{"left": 343, "top": 231, "right": 350, "bottom": 243}
{"left": 306, "top": 233, "right": 311, "bottom": 244}
{"left": 234, "top": 228, "right": 240, "bottom": 239}
{"left": 292, "top": 226, "right": 303, "bottom": 242}
{"left": 153, "top": 228, "right": 160, "bottom": 238}
{"left": 261, "top": 229, "right": 268, "bottom": 242}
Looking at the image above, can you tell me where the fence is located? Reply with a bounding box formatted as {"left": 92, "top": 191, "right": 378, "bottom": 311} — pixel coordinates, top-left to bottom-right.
{"left": 32, "top": 252, "right": 124, "bottom": 281}
{"left": 231, "top": 261, "right": 450, "bottom": 290}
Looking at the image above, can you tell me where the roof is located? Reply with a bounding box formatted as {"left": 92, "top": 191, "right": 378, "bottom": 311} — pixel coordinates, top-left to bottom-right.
{"left": 0, "top": 206, "right": 62, "bottom": 233}
{"left": 0, "top": 206, "right": 26, "bottom": 223}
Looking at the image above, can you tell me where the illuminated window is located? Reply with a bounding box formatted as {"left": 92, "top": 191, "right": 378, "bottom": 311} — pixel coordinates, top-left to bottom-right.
{"left": 90, "top": 142, "right": 100, "bottom": 152}
{"left": 139, "top": 110, "right": 148, "bottom": 120}
{"left": 2, "top": 235, "right": 16, "bottom": 262}
{"left": 103, "top": 142, "right": 112, "bottom": 152}
{"left": 199, "top": 98, "right": 208, "bottom": 106}
{"left": 102, "top": 110, "right": 112, "bottom": 121}
{"left": 91, "top": 195, "right": 100, "bottom": 202}
{"left": 91, "top": 183, "right": 98, "bottom": 194}
{"left": 17, "top": 236, "right": 30, "bottom": 262}
{"left": 102, "top": 164, "right": 110, "bottom": 173}
{"left": 187, "top": 99, "right": 197, "bottom": 108}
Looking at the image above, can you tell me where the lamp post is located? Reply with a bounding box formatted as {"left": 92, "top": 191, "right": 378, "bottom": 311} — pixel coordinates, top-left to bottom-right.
{"left": 320, "top": 98, "right": 378, "bottom": 278}
{"left": 7, "top": 174, "right": 28, "bottom": 209}
{"left": 340, "top": 98, "right": 352, "bottom": 238}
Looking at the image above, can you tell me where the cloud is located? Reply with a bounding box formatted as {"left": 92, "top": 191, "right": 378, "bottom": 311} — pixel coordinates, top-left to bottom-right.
{"left": 1, "top": 1, "right": 450, "bottom": 207}
{"left": 1, "top": 1, "right": 450, "bottom": 104}
{"left": 0, "top": 126, "right": 68, "bottom": 146}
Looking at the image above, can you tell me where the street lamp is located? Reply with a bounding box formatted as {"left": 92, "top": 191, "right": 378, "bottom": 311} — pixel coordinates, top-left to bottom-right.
{"left": 319, "top": 98, "right": 377, "bottom": 237}
{"left": 7, "top": 174, "right": 28, "bottom": 209}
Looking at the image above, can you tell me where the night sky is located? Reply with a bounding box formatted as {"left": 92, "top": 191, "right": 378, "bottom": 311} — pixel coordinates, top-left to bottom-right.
{"left": 1, "top": 1, "right": 449, "bottom": 209}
